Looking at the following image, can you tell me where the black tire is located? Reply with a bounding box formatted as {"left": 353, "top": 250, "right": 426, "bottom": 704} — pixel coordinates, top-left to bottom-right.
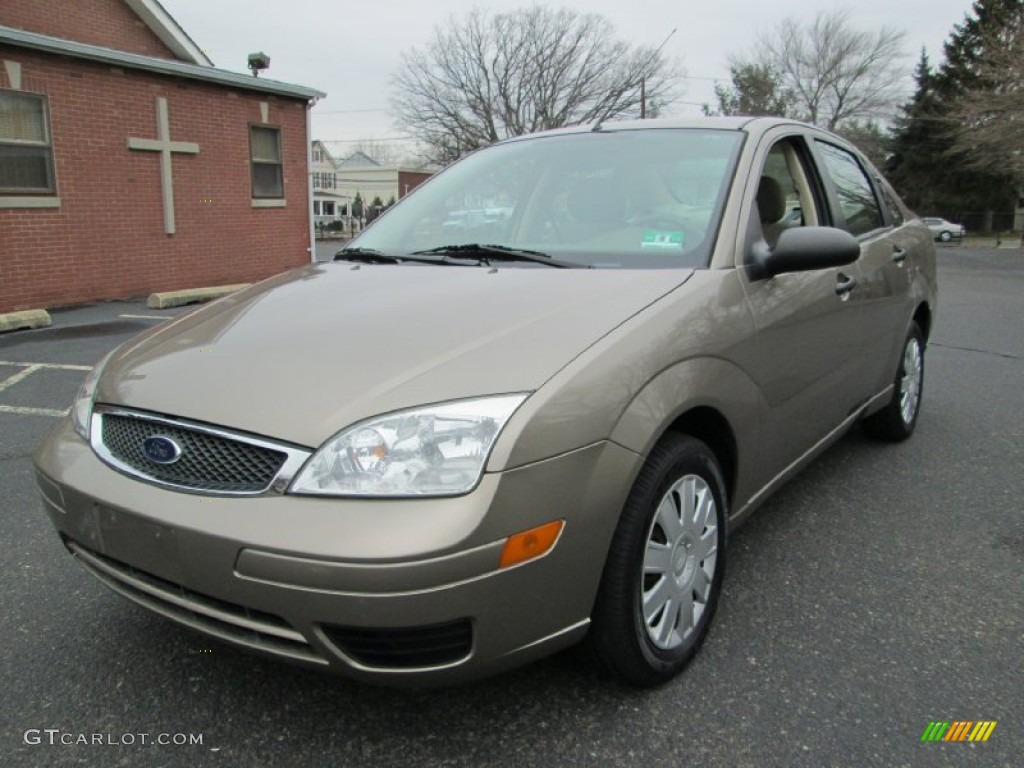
{"left": 862, "top": 321, "right": 925, "bottom": 441}
{"left": 939, "top": 230, "right": 952, "bottom": 242}
{"left": 589, "top": 434, "right": 727, "bottom": 686}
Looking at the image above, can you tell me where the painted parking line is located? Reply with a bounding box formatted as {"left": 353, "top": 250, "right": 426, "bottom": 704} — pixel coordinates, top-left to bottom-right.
{"left": 0, "top": 364, "right": 43, "bottom": 393}
{"left": 0, "top": 362, "right": 89, "bottom": 418}
{"left": 0, "top": 361, "right": 93, "bottom": 371}
{"left": 0, "top": 404, "right": 68, "bottom": 417}
{"left": 119, "top": 314, "right": 170, "bottom": 321}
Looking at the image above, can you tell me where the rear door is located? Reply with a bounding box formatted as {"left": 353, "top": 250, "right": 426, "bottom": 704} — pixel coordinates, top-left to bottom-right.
{"left": 811, "top": 139, "right": 910, "bottom": 400}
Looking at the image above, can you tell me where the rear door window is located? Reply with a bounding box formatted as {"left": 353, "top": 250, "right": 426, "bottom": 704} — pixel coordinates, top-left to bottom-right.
{"left": 814, "top": 141, "right": 884, "bottom": 237}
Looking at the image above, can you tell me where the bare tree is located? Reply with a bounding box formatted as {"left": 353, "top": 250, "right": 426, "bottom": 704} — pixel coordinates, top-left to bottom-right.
{"left": 391, "top": 7, "right": 682, "bottom": 163}
{"left": 946, "top": 12, "right": 1024, "bottom": 182}
{"left": 747, "top": 9, "right": 906, "bottom": 130}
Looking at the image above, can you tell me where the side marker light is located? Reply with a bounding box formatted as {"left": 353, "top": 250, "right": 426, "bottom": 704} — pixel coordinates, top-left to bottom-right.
{"left": 499, "top": 520, "right": 564, "bottom": 569}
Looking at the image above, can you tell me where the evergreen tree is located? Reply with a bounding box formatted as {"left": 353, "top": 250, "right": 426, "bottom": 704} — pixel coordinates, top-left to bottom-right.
{"left": 886, "top": 50, "right": 946, "bottom": 212}
{"left": 705, "top": 63, "right": 792, "bottom": 118}
{"left": 887, "top": 1, "right": 1020, "bottom": 228}
{"left": 943, "top": 1, "right": 1024, "bottom": 184}
{"left": 939, "top": 0, "right": 1022, "bottom": 92}
{"left": 366, "top": 196, "right": 386, "bottom": 223}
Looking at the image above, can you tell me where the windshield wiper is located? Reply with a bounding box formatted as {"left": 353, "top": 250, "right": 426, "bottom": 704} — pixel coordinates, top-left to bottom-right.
{"left": 410, "top": 243, "right": 588, "bottom": 269}
{"left": 334, "top": 247, "right": 451, "bottom": 266}
{"left": 334, "top": 247, "right": 394, "bottom": 264}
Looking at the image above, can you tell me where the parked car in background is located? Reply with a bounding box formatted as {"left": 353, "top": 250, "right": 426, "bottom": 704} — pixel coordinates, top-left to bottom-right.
{"left": 36, "top": 117, "right": 936, "bottom": 688}
{"left": 923, "top": 216, "right": 965, "bottom": 242}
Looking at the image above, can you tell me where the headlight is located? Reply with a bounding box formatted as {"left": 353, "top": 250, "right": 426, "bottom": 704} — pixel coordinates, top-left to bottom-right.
{"left": 289, "top": 394, "right": 528, "bottom": 497}
{"left": 71, "top": 351, "right": 114, "bottom": 441}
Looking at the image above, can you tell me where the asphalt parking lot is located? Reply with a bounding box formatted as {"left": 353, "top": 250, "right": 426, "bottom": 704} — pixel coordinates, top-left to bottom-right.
{"left": 1, "top": 249, "right": 1021, "bottom": 768}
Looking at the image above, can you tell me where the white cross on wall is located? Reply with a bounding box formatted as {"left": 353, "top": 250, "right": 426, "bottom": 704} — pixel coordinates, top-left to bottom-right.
{"left": 127, "top": 97, "right": 200, "bottom": 235}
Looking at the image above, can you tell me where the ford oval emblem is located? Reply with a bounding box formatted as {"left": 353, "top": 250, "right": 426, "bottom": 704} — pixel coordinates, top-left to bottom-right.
{"left": 143, "top": 435, "right": 182, "bottom": 465}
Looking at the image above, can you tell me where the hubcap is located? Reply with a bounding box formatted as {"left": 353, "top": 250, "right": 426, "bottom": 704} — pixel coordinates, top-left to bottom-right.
{"left": 641, "top": 475, "right": 718, "bottom": 650}
{"left": 900, "top": 338, "right": 923, "bottom": 425}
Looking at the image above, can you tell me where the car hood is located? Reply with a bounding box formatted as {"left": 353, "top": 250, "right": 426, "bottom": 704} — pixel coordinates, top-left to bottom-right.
{"left": 98, "top": 264, "right": 693, "bottom": 447}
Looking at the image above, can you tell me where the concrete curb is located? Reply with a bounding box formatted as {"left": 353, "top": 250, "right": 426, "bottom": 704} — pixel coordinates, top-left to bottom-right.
{"left": 147, "top": 283, "right": 251, "bottom": 309}
{"left": 0, "top": 309, "right": 52, "bottom": 334}
{"left": 960, "top": 236, "right": 1023, "bottom": 249}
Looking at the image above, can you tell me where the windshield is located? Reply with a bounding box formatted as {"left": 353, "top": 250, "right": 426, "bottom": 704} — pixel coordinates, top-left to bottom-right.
{"left": 348, "top": 129, "right": 743, "bottom": 269}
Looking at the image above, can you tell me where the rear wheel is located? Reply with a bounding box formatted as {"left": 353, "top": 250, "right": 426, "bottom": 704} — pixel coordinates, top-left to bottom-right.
{"left": 863, "top": 322, "right": 925, "bottom": 441}
{"left": 939, "top": 230, "right": 952, "bottom": 242}
{"left": 589, "top": 434, "right": 726, "bottom": 686}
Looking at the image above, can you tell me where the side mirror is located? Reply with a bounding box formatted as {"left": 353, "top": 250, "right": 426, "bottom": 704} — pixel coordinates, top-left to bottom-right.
{"left": 749, "top": 226, "right": 860, "bottom": 280}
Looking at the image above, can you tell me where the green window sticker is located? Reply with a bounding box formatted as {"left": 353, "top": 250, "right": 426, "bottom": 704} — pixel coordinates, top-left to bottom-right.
{"left": 641, "top": 230, "right": 684, "bottom": 249}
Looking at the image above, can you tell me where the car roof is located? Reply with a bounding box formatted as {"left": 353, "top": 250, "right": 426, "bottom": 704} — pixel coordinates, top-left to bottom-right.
{"left": 495, "top": 115, "right": 839, "bottom": 146}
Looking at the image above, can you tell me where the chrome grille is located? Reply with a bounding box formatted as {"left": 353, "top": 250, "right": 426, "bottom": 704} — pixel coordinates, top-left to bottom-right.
{"left": 99, "top": 412, "right": 289, "bottom": 493}
{"left": 67, "top": 539, "right": 325, "bottom": 666}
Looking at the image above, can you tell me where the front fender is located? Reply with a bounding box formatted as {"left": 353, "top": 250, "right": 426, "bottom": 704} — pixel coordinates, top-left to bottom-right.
{"left": 609, "top": 356, "right": 766, "bottom": 511}
{"left": 488, "top": 270, "right": 757, "bottom": 476}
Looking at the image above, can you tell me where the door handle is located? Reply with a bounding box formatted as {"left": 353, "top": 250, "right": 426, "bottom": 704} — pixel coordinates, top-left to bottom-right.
{"left": 892, "top": 247, "right": 907, "bottom": 264}
{"left": 835, "top": 273, "right": 857, "bottom": 299}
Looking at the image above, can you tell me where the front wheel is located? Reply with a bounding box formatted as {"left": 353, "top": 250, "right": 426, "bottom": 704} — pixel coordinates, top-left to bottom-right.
{"left": 939, "top": 230, "right": 952, "bottom": 242}
{"left": 589, "top": 434, "right": 727, "bottom": 686}
{"left": 862, "top": 322, "right": 925, "bottom": 441}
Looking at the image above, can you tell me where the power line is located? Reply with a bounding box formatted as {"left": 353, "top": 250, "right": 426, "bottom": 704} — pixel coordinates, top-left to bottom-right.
{"left": 313, "top": 107, "right": 391, "bottom": 115}
{"left": 317, "top": 136, "right": 417, "bottom": 143}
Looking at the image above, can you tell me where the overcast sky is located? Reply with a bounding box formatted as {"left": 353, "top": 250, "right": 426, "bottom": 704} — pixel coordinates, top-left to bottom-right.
{"left": 161, "top": 0, "right": 974, "bottom": 157}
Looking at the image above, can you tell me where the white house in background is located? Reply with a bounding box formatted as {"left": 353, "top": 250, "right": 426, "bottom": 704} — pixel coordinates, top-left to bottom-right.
{"left": 309, "top": 143, "right": 439, "bottom": 227}
{"left": 311, "top": 140, "right": 349, "bottom": 224}
{"left": 333, "top": 151, "right": 438, "bottom": 213}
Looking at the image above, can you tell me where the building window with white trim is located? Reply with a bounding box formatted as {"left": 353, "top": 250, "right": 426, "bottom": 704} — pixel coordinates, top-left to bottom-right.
{"left": 0, "top": 89, "right": 56, "bottom": 194}
{"left": 250, "top": 125, "right": 283, "bottom": 198}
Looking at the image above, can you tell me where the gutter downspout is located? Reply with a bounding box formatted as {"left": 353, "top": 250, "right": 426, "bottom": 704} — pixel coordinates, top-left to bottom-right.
{"left": 306, "top": 98, "right": 318, "bottom": 264}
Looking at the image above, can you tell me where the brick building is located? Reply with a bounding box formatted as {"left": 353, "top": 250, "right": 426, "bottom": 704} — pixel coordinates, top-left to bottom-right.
{"left": 0, "top": 0, "right": 324, "bottom": 314}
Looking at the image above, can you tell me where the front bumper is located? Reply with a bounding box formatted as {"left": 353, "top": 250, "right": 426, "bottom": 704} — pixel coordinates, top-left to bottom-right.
{"left": 34, "top": 420, "right": 641, "bottom": 685}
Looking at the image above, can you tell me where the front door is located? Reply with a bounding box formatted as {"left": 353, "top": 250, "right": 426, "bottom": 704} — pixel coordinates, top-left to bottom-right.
{"left": 734, "top": 133, "right": 867, "bottom": 485}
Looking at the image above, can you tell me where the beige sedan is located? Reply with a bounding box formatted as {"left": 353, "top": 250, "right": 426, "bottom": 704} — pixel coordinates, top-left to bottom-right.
{"left": 35, "top": 117, "right": 936, "bottom": 686}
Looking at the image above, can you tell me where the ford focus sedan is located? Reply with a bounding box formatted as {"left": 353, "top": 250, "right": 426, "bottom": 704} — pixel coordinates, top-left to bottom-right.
{"left": 35, "top": 117, "right": 936, "bottom": 687}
